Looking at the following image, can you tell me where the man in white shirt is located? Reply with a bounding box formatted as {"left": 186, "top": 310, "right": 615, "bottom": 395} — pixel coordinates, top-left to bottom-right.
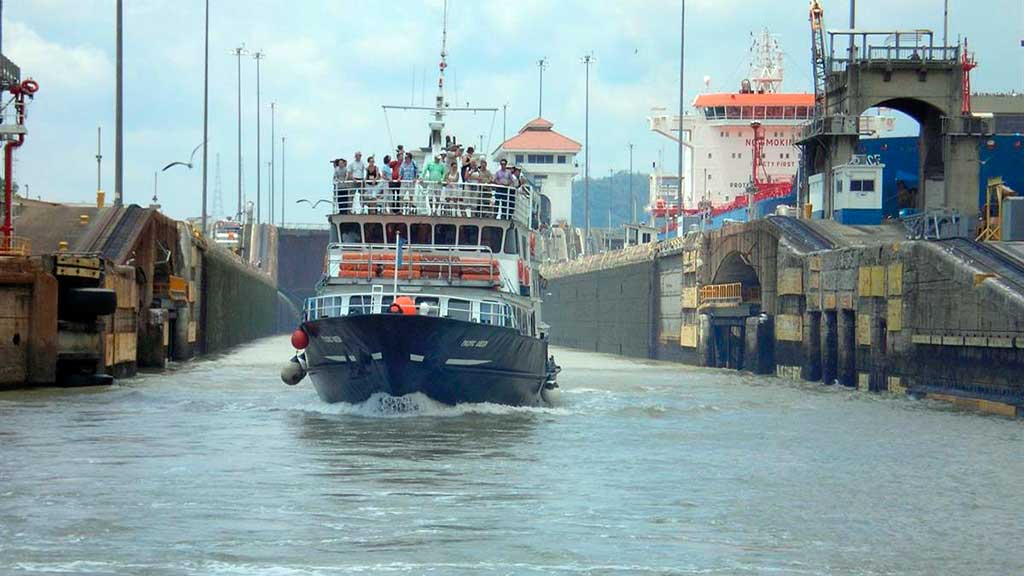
{"left": 347, "top": 151, "right": 366, "bottom": 181}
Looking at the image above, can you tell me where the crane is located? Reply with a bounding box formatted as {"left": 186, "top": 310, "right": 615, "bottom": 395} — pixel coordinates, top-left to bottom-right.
{"left": 809, "top": 0, "right": 828, "bottom": 116}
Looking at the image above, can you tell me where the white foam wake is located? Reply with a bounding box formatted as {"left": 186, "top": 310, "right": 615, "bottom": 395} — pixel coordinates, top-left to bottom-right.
{"left": 291, "top": 392, "right": 572, "bottom": 419}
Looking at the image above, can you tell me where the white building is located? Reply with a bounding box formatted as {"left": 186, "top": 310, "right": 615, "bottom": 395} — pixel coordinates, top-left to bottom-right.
{"left": 493, "top": 118, "right": 581, "bottom": 226}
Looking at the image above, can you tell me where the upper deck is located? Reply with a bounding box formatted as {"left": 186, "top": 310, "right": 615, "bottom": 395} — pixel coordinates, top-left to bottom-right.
{"left": 332, "top": 180, "right": 535, "bottom": 229}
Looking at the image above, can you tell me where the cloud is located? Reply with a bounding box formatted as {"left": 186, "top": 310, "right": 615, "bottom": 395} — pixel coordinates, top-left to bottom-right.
{"left": 3, "top": 21, "right": 112, "bottom": 92}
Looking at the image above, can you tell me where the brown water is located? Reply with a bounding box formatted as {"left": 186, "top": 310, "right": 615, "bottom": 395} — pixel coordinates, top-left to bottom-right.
{"left": 1, "top": 336, "right": 1022, "bottom": 575}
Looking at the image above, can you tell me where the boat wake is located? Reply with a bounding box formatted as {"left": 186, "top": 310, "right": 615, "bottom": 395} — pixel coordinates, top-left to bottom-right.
{"left": 292, "top": 392, "right": 571, "bottom": 419}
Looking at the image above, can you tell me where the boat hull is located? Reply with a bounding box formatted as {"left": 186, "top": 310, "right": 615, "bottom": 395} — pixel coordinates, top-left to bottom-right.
{"left": 302, "top": 314, "right": 548, "bottom": 406}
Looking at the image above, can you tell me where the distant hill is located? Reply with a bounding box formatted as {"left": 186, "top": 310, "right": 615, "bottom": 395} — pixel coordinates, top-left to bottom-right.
{"left": 569, "top": 171, "right": 649, "bottom": 229}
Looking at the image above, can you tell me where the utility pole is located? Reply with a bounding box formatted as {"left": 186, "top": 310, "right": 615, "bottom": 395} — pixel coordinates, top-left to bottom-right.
{"left": 628, "top": 143, "right": 635, "bottom": 224}
{"left": 114, "top": 0, "right": 123, "bottom": 206}
{"left": 537, "top": 57, "right": 547, "bottom": 117}
{"left": 201, "top": 0, "right": 209, "bottom": 232}
{"left": 95, "top": 126, "right": 102, "bottom": 195}
{"left": 281, "top": 136, "right": 286, "bottom": 226}
{"left": 676, "top": 0, "right": 685, "bottom": 234}
{"left": 253, "top": 50, "right": 264, "bottom": 225}
{"left": 502, "top": 103, "right": 508, "bottom": 143}
{"left": 230, "top": 44, "right": 247, "bottom": 219}
{"left": 581, "top": 52, "right": 595, "bottom": 249}
{"left": 269, "top": 101, "right": 276, "bottom": 225}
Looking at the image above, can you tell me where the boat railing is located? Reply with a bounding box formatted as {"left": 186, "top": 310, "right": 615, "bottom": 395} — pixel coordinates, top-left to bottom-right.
{"left": 327, "top": 242, "right": 505, "bottom": 287}
{"left": 332, "top": 180, "right": 533, "bottom": 226}
{"left": 303, "top": 291, "right": 519, "bottom": 328}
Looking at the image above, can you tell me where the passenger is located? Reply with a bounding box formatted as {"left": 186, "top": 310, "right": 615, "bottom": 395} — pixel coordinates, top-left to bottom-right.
{"left": 348, "top": 151, "right": 367, "bottom": 213}
{"left": 364, "top": 156, "right": 382, "bottom": 214}
{"left": 512, "top": 165, "right": 528, "bottom": 218}
{"left": 494, "top": 158, "right": 515, "bottom": 219}
{"left": 465, "top": 159, "right": 481, "bottom": 217}
{"left": 420, "top": 154, "right": 446, "bottom": 215}
{"left": 386, "top": 154, "right": 402, "bottom": 214}
{"left": 399, "top": 152, "right": 419, "bottom": 214}
{"left": 333, "top": 158, "right": 350, "bottom": 214}
{"left": 477, "top": 159, "right": 495, "bottom": 218}
{"left": 443, "top": 159, "right": 461, "bottom": 216}
{"left": 460, "top": 146, "right": 476, "bottom": 182}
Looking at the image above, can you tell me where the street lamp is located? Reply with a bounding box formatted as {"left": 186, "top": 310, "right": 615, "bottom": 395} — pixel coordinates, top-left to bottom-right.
{"left": 676, "top": 0, "right": 686, "bottom": 235}
{"left": 252, "top": 50, "right": 264, "bottom": 225}
{"left": 269, "top": 101, "right": 277, "bottom": 225}
{"left": 537, "top": 57, "right": 548, "bottom": 117}
{"left": 581, "top": 52, "right": 596, "bottom": 251}
{"left": 230, "top": 44, "right": 248, "bottom": 219}
{"left": 201, "top": 0, "right": 209, "bottom": 233}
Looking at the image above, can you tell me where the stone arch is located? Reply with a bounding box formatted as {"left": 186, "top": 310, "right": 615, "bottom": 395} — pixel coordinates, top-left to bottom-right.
{"left": 712, "top": 250, "right": 760, "bottom": 288}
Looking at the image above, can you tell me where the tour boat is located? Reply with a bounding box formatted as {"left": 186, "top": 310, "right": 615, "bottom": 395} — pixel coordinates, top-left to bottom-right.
{"left": 280, "top": 2, "right": 559, "bottom": 406}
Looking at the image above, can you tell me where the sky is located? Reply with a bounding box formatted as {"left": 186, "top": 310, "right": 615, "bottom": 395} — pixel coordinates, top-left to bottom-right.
{"left": 3, "top": 0, "right": 1023, "bottom": 224}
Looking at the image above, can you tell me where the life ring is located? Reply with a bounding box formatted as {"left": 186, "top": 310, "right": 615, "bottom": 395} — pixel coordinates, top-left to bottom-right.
{"left": 20, "top": 79, "right": 39, "bottom": 94}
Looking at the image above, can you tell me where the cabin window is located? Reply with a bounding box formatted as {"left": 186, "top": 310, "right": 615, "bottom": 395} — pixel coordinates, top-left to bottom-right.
{"left": 850, "top": 179, "right": 875, "bottom": 192}
{"left": 715, "top": 106, "right": 725, "bottom": 118}
{"left": 480, "top": 301, "right": 510, "bottom": 327}
{"left": 339, "top": 222, "right": 361, "bottom": 243}
{"left": 504, "top": 227, "right": 518, "bottom": 254}
{"left": 410, "top": 223, "right": 432, "bottom": 245}
{"left": 558, "top": 155, "right": 567, "bottom": 164}
{"left": 446, "top": 299, "right": 472, "bottom": 321}
{"left": 458, "top": 225, "right": 479, "bottom": 246}
{"left": 415, "top": 296, "right": 440, "bottom": 316}
{"left": 784, "top": 106, "right": 795, "bottom": 119}
{"left": 330, "top": 224, "right": 340, "bottom": 243}
{"left": 348, "top": 295, "right": 372, "bottom": 316}
{"left": 363, "top": 222, "right": 384, "bottom": 244}
{"left": 481, "top": 226, "right": 503, "bottom": 253}
{"left": 515, "top": 154, "right": 524, "bottom": 164}
{"left": 726, "top": 106, "right": 740, "bottom": 119}
{"left": 767, "top": 106, "right": 783, "bottom": 118}
{"left": 435, "top": 223, "right": 456, "bottom": 245}
{"left": 385, "top": 223, "right": 407, "bottom": 243}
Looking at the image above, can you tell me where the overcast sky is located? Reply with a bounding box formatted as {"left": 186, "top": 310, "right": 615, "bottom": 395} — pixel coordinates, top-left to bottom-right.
{"left": 4, "top": 0, "right": 1022, "bottom": 223}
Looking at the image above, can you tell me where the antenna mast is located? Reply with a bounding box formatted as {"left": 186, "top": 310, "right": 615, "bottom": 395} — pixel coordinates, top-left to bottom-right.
{"left": 429, "top": 0, "right": 449, "bottom": 155}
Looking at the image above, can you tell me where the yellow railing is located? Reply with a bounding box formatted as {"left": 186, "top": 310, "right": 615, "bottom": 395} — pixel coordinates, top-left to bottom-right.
{"left": 699, "top": 282, "right": 761, "bottom": 308}
{"left": 0, "top": 236, "right": 31, "bottom": 256}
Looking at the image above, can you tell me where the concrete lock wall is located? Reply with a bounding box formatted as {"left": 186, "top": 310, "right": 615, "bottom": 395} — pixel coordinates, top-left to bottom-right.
{"left": 201, "top": 245, "right": 288, "bottom": 353}
{"left": 543, "top": 261, "right": 655, "bottom": 358}
{"left": 542, "top": 218, "right": 1024, "bottom": 416}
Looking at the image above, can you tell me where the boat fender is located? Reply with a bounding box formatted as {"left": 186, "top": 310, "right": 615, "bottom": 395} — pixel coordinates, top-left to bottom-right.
{"left": 291, "top": 328, "right": 309, "bottom": 350}
{"left": 540, "top": 384, "right": 561, "bottom": 405}
{"left": 280, "top": 356, "right": 306, "bottom": 386}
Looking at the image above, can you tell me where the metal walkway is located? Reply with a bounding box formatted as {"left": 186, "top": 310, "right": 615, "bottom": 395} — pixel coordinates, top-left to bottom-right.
{"left": 765, "top": 216, "right": 836, "bottom": 253}
{"left": 939, "top": 238, "right": 1024, "bottom": 294}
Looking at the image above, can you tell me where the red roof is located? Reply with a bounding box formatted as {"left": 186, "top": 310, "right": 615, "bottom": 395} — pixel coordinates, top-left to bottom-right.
{"left": 693, "top": 92, "right": 814, "bottom": 108}
{"left": 499, "top": 117, "right": 582, "bottom": 152}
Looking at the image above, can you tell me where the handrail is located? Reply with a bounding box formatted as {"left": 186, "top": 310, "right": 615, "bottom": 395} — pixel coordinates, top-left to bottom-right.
{"left": 304, "top": 291, "right": 519, "bottom": 327}
{"left": 0, "top": 236, "right": 31, "bottom": 256}
{"left": 332, "top": 179, "right": 533, "bottom": 226}
{"left": 698, "top": 282, "right": 762, "bottom": 307}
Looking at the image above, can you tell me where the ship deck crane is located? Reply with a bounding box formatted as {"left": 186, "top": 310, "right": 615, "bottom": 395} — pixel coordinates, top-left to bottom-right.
{"left": 809, "top": 0, "right": 828, "bottom": 116}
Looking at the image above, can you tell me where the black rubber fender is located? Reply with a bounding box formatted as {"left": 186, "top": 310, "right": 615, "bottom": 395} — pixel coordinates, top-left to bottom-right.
{"left": 59, "top": 287, "right": 118, "bottom": 320}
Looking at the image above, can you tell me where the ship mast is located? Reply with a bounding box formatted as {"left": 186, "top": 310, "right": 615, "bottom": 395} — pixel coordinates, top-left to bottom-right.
{"left": 429, "top": 0, "right": 449, "bottom": 156}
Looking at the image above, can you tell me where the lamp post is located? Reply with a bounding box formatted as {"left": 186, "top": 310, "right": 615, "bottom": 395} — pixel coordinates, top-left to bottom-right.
{"left": 581, "top": 52, "right": 596, "bottom": 250}
{"left": 677, "top": 0, "right": 685, "bottom": 235}
{"left": 252, "top": 50, "right": 264, "bottom": 225}
{"left": 230, "top": 44, "right": 247, "bottom": 219}
{"left": 269, "top": 101, "right": 276, "bottom": 225}
{"left": 628, "top": 143, "right": 635, "bottom": 224}
{"left": 537, "top": 57, "right": 548, "bottom": 117}
{"left": 281, "top": 136, "right": 286, "bottom": 226}
{"left": 114, "top": 0, "right": 123, "bottom": 206}
{"left": 201, "top": 0, "right": 209, "bottom": 233}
